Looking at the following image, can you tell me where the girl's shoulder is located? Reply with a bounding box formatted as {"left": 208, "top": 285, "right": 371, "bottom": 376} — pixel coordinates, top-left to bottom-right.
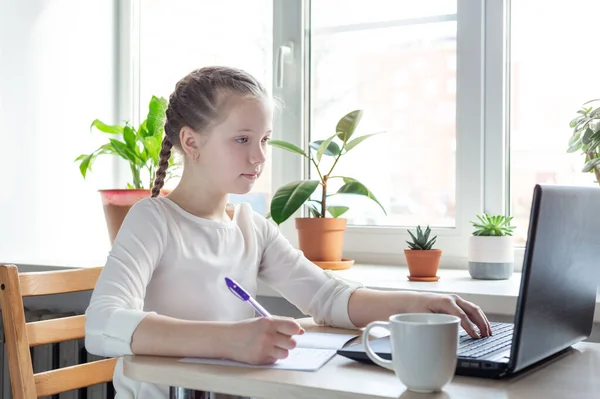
{"left": 118, "top": 197, "right": 172, "bottom": 234}
{"left": 127, "top": 197, "right": 167, "bottom": 220}
{"left": 236, "top": 202, "right": 279, "bottom": 239}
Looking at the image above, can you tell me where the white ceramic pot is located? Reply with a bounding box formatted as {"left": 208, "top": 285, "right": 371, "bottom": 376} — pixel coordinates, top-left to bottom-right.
{"left": 467, "top": 236, "right": 514, "bottom": 280}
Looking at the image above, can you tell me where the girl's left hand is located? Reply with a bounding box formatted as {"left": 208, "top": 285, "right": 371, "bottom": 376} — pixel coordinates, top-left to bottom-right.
{"left": 421, "top": 293, "right": 492, "bottom": 339}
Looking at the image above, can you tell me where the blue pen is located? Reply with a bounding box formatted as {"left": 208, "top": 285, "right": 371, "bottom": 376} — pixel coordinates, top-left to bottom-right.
{"left": 225, "top": 277, "right": 272, "bottom": 317}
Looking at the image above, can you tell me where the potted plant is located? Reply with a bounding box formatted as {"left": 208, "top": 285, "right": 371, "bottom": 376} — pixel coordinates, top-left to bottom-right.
{"left": 568, "top": 99, "right": 600, "bottom": 185}
{"left": 404, "top": 225, "right": 441, "bottom": 281}
{"left": 268, "top": 110, "right": 386, "bottom": 269}
{"left": 467, "top": 213, "right": 516, "bottom": 280}
{"left": 75, "top": 95, "right": 176, "bottom": 243}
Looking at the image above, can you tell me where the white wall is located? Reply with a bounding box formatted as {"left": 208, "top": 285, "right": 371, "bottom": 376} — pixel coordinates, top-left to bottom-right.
{"left": 0, "top": 0, "right": 118, "bottom": 266}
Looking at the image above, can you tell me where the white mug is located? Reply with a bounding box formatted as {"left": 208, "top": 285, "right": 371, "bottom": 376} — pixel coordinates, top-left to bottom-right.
{"left": 362, "top": 313, "right": 460, "bottom": 393}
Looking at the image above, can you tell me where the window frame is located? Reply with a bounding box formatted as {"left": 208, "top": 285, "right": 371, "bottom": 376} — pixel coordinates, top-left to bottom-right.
{"left": 273, "top": 0, "right": 519, "bottom": 270}
{"left": 115, "top": 0, "right": 141, "bottom": 187}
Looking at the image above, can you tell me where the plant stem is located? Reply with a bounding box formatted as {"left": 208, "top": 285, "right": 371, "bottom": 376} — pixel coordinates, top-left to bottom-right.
{"left": 326, "top": 150, "right": 343, "bottom": 179}
{"left": 587, "top": 151, "right": 600, "bottom": 186}
{"left": 310, "top": 157, "right": 324, "bottom": 183}
{"left": 130, "top": 163, "right": 141, "bottom": 189}
{"left": 321, "top": 176, "right": 327, "bottom": 217}
{"left": 319, "top": 142, "right": 348, "bottom": 217}
{"left": 309, "top": 157, "right": 326, "bottom": 217}
{"left": 147, "top": 166, "right": 154, "bottom": 189}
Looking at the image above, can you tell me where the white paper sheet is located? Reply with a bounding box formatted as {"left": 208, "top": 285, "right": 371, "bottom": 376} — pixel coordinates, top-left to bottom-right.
{"left": 179, "top": 332, "right": 358, "bottom": 371}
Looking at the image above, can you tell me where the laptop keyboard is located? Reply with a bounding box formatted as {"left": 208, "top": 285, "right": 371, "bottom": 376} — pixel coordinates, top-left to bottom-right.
{"left": 458, "top": 322, "right": 514, "bottom": 359}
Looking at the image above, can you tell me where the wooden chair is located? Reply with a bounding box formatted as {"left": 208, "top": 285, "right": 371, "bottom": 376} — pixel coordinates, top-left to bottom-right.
{"left": 0, "top": 264, "right": 117, "bottom": 398}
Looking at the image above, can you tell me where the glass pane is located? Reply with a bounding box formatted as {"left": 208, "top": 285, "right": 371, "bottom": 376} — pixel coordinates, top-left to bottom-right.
{"left": 509, "top": 0, "right": 600, "bottom": 245}
{"left": 139, "top": 0, "right": 273, "bottom": 215}
{"left": 309, "top": 2, "right": 457, "bottom": 227}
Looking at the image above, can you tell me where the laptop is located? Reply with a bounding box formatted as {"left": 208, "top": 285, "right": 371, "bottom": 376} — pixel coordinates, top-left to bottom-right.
{"left": 337, "top": 184, "right": 600, "bottom": 378}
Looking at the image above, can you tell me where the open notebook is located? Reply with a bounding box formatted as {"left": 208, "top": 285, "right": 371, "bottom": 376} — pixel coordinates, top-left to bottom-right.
{"left": 180, "top": 332, "right": 358, "bottom": 371}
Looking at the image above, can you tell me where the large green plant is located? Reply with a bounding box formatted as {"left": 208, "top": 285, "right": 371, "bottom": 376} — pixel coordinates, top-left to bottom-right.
{"left": 568, "top": 99, "right": 600, "bottom": 185}
{"left": 75, "top": 96, "right": 175, "bottom": 189}
{"left": 268, "top": 110, "right": 387, "bottom": 225}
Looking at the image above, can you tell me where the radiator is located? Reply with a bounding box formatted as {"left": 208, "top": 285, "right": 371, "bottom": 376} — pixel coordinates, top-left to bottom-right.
{"left": 0, "top": 308, "right": 115, "bottom": 399}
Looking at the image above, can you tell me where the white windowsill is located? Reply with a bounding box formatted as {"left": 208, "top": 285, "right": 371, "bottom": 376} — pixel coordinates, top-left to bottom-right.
{"left": 258, "top": 263, "right": 600, "bottom": 323}
{"left": 11, "top": 261, "right": 600, "bottom": 324}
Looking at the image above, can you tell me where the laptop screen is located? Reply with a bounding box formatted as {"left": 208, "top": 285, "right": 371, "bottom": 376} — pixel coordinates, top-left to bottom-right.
{"left": 509, "top": 184, "right": 600, "bottom": 373}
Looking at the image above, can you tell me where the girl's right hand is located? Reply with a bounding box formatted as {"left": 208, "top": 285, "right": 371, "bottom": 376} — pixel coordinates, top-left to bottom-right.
{"left": 225, "top": 317, "right": 305, "bottom": 365}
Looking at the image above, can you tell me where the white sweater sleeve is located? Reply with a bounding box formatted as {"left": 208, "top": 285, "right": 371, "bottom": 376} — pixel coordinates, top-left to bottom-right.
{"left": 255, "top": 214, "right": 363, "bottom": 329}
{"left": 85, "top": 198, "right": 166, "bottom": 357}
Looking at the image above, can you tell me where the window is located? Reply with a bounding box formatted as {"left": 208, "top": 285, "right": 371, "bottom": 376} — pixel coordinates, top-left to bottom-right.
{"left": 274, "top": 0, "right": 484, "bottom": 265}
{"left": 309, "top": 1, "right": 458, "bottom": 228}
{"left": 509, "top": 0, "right": 600, "bottom": 245}
{"left": 136, "top": 0, "right": 274, "bottom": 215}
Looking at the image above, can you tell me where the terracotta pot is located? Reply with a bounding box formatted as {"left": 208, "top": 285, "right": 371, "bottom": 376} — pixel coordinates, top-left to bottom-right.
{"left": 295, "top": 218, "right": 347, "bottom": 262}
{"left": 404, "top": 249, "right": 442, "bottom": 277}
{"left": 99, "top": 189, "right": 168, "bottom": 244}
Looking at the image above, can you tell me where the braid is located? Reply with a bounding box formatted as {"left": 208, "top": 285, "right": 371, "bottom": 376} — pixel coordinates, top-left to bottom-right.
{"left": 151, "top": 136, "right": 173, "bottom": 198}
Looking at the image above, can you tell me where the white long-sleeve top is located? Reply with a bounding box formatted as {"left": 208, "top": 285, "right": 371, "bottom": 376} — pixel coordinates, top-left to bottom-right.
{"left": 84, "top": 197, "right": 362, "bottom": 399}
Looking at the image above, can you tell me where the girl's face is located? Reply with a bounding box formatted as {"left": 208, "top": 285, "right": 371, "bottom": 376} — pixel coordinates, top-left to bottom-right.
{"left": 196, "top": 97, "right": 273, "bottom": 195}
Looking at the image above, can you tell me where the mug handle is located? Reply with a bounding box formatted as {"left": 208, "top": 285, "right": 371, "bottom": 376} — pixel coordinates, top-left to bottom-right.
{"left": 362, "top": 321, "right": 394, "bottom": 371}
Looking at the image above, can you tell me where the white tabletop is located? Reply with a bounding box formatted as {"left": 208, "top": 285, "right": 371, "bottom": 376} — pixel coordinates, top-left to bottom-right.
{"left": 123, "top": 320, "right": 600, "bottom": 399}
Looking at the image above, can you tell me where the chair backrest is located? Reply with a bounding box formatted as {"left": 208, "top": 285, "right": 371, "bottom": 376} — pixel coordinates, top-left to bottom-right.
{"left": 0, "top": 264, "right": 117, "bottom": 399}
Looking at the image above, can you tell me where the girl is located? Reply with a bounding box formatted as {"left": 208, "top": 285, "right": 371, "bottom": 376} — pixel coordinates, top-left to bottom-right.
{"left": 85, "top": 66, "right": 491, "bottom": 399}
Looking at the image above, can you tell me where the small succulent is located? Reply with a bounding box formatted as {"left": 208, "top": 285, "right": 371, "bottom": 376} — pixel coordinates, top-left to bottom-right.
{"left": 470, "top": 213, "right": 516, "bottom": 236}
{"left": 406, "top": 225, "right": 437, "bottom": 250}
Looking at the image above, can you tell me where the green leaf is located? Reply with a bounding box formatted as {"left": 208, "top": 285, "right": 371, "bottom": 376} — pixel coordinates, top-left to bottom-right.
{"left": 109, "top": 139, "right": 138, "bottom": 163}
{"left": 98, "top": 142, "right": 117, "bottom": 155}
{"left": 268, "top": 140, "right": 308, "bottom": 157}
{"left": 327, "top": 206, "right": 349, "bottom": 218}
{"left": 569, "top": 117, "right": 582, "bottom": 129}
{"left": 309, "top": 134, "right": 340, "bottom": 162}
{"left": 589, "top": 139, "right": 600, "bottom": 153}
{"left": 568, "top": 132, "right": 581, "bottom": 147}
{"left": 582, "top": 128, "right": 594, "bottom": 145}
{"left": 583, "top": 99, "right": 600, "bottom": 105}
{"left": 90, "top": 119, "right": 123, "bottom": 134}
{"left": 567, "top": 141, "right": 582, "bottom": 153}
{"left": 270, "top": 180, "right": 320, "bottom": 225}
{"left": 344, "top": 133, "right": 382, "bottom": 152}
{"left": 406, "top": 225, "right": 437, "bottom": 249}
{"left": 143, "top": 135, "right": 161, "bottom": 166}
{"left": 306, "top": 202, "right": 322, "bottom": 218}
{"left": 78, "top": 154, "right": 94, "bottom": 178}
{"left": 574, "top": 119, "right": 591, "bottom": 135}
{"left": 123, "top": 125, "right": 136, "bottom": 150}
{"left": 582, "top": 158, "right": 600, "bottom": 173}
{"left": 139, "top": 120, "right": 150, "bottom": 138}
{"left": 589, "top": 120, "right": 600, "bottom": 134}
{"left": 336, "top": 110, "right": 363, "bottom": 143}
{"left": 147, "top": 96, "right": 168, "bottom": 136}
{"left": 470, "top": 213, "right": 515, "bottom": 236}
{"left": 336, "top": 178, "right": 387, "bottom": 215}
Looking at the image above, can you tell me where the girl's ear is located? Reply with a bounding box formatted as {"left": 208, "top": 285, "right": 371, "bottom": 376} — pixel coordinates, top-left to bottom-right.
{"left": 179, "top": 126, "right": 201, "bottom": 160}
